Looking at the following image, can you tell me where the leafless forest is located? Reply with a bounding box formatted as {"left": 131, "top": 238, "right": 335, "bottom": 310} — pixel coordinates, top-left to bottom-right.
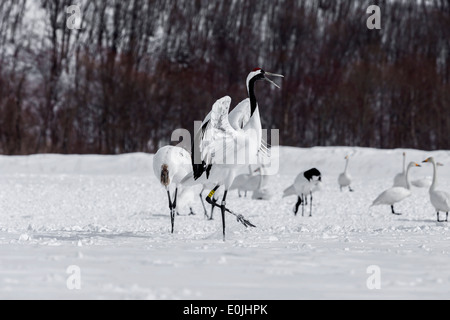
{"left": 0, "top": 0, "right": 449, "bottom": 155}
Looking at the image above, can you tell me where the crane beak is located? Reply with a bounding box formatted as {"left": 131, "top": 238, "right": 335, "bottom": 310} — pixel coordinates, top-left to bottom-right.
{"left": 264, "top": 72, "right": 284, "bottom": 89}
{"left": 265, "top": 72, "right": 284, "bottom": 78}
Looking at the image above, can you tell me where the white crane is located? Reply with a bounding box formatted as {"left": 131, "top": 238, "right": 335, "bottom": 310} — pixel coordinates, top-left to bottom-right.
{"left": 422, "top": 157, "right": 449, "bottom": 222}
{"left": 283, "top": 168, "right": 322, "bottom": 217}
{"left": 371, "top": 162, "right": 420, "bottom": 215}
{"left": 190, "top": 68, "right": 283, "bottom": 240}
{"left": 338, "top": 155, "right": 354, "bottom": 192}
{"left": 393, "top": 152, "right": 408, "bottom": 188}
{"left": 153, "top": 146, "right": 195, "bottom": 233}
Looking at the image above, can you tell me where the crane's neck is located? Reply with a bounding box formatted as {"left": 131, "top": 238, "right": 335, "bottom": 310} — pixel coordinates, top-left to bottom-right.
{"left": 405, "top": 165, "right": 412, "bottom": 190}
{"left": 247, "top": 78, "right": 258, "bottom": 116}
{"left": 431, "top": 160, "right": 438, "bottom": 191}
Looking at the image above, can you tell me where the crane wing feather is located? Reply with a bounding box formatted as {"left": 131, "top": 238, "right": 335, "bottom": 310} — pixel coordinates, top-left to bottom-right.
{"left": 200, "top": 96, "right": 240, "bottom": 166}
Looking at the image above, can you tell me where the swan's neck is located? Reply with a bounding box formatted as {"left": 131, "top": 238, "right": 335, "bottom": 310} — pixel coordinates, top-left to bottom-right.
{"left": 344, "top": 159, "right": 349, "bottom": 173}
{"left": 431, "top": 160, "right": 438, "bottom": 191}
{"left": 402, "top": 155, "right": 406, "bottom": 174}
{"left": 405, "top": 165, "right": 412, "bottom": 190}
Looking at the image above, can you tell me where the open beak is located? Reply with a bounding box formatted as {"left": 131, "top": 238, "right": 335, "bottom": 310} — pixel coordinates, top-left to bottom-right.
{"left": 264, "top": 72, "right": 284, "bottom": 89}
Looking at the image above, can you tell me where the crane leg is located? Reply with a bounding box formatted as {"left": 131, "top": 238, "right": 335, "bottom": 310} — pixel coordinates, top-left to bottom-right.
{"left": 206, "top": 185, "right": 256, "bottom": 231}
{"left": 199, "top": 189, "right": 208, "bottom": 219}
{"left": 302, "top": 195, "right": 305, "bottom": 217}
{"left": 310, "top": 192, "right": 313, "bottom": 217}
{"left": 446, "top": 212, "right": 448, "bottom": 222}
{"left": 349, "top": 186, "right": 354, "bottom": 192}
{"left": 294, "top": 196, "right": 302, "bottom": 216}
{"left": 209, "top": 196, "right": 216, "bottom": 220}
{"left": 340, "top": 186, "right": 343, "bottom": 192}
{"left": 238, "top": 190, "right": 242, "bottom": 198}
{"left": 189, "top": 207, "right": 196, "bottom": 216}
{"left": 167, "top": 189, "right": 175, "bottom": 234}
{"left": 172, "top": 188, "right": 179, "bottom": 216}
{"left": 221, "top": 191, "right": 228, "bottom": 242}
{"left": 437, "top": 212, "right": 440, "bottom": 222}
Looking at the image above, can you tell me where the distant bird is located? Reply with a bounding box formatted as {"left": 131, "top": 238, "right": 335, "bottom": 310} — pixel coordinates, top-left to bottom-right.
{"left": 251, "top": 165, "right": 273, "bottom": 200}
{"left": 411, "top": 178, "right": 432, "bottom": 189}
{"left": 338, "top": 155, "right": 354, "bottom": 192}
{"left": 190, "top": 68, "right": 283, "bottom": 240}
{"left": 422, "top": 158, "right": 449, "bottom": 222}
{"left": 393, "top": 152, "right": 408, "bottom": 188}
{"left": 283, "top": 168, "right": 322, "bottom": 217}
{"left": 230, "top": 166, "right": 258, "bottom": 197}
{"left": 371, "top": 162, "right": 421, "bottom": 215}
{"left": 153, "top": 146, "right": 194, "bottom": 233}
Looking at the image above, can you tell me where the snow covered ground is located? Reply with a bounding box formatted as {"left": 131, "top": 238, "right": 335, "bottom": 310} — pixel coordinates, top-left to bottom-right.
{"left": 0, "top": 147, "right": 449, "bottom": 300}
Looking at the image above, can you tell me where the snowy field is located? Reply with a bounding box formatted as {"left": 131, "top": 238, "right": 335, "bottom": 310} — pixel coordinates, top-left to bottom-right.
{"left": 0, "top": 147, "right": 449, "bottom": 300}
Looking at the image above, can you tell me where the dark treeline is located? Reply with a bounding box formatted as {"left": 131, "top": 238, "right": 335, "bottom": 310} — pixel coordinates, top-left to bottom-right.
{"left": 0, "top": 0, "right": 449, "bottom": 155}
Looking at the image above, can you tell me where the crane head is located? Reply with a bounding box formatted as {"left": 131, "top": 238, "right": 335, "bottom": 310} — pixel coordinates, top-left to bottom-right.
{"left": 247, "top": 68, "right": 284, "bottom": 89}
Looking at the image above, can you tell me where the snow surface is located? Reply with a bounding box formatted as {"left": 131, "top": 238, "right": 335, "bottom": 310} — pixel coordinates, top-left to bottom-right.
{"left": 0, "top": 147, "right": 449, "bottom": 300}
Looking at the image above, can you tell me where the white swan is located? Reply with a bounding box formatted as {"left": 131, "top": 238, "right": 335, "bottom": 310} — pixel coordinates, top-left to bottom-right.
{"left": 338, "top": 155, "right": 354, "bottom": 192}
{"left": 230, "top": 166, "right": 257, "bottom": 197}
{"left": 371, "top": 162, "right": 420, "bottom": 215}
{"left": 423, "top": 157, "right": 449, "bottom": 222}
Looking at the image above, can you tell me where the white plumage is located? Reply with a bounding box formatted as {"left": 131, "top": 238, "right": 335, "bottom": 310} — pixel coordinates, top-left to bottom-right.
{"left": 153, "top": 146, "right": 194, "bottom": 233}
{"left": 372, "top": 187, "right": 412, "bottom": 207}
{"left": 423, "top": 157, "right": 449, "bottom": 222}
{"left": 371, "top": 162, "right": 420, "bottom": 215}
{"left": 153, "top": 146, "right": 192, "bottom": 187}
{"left": 411, "top": 178, "right": 432, "bottom": 189}
{"left": 230, "top": 166, "right": 258, "bottom": 197}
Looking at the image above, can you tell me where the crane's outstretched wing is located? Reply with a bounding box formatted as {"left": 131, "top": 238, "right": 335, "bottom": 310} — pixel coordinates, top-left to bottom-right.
{"left": 228, "top": 98, "right": 251, "bottom": 130}
{"left": 200, "top": 96, "right": 241, "bottom": 167}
